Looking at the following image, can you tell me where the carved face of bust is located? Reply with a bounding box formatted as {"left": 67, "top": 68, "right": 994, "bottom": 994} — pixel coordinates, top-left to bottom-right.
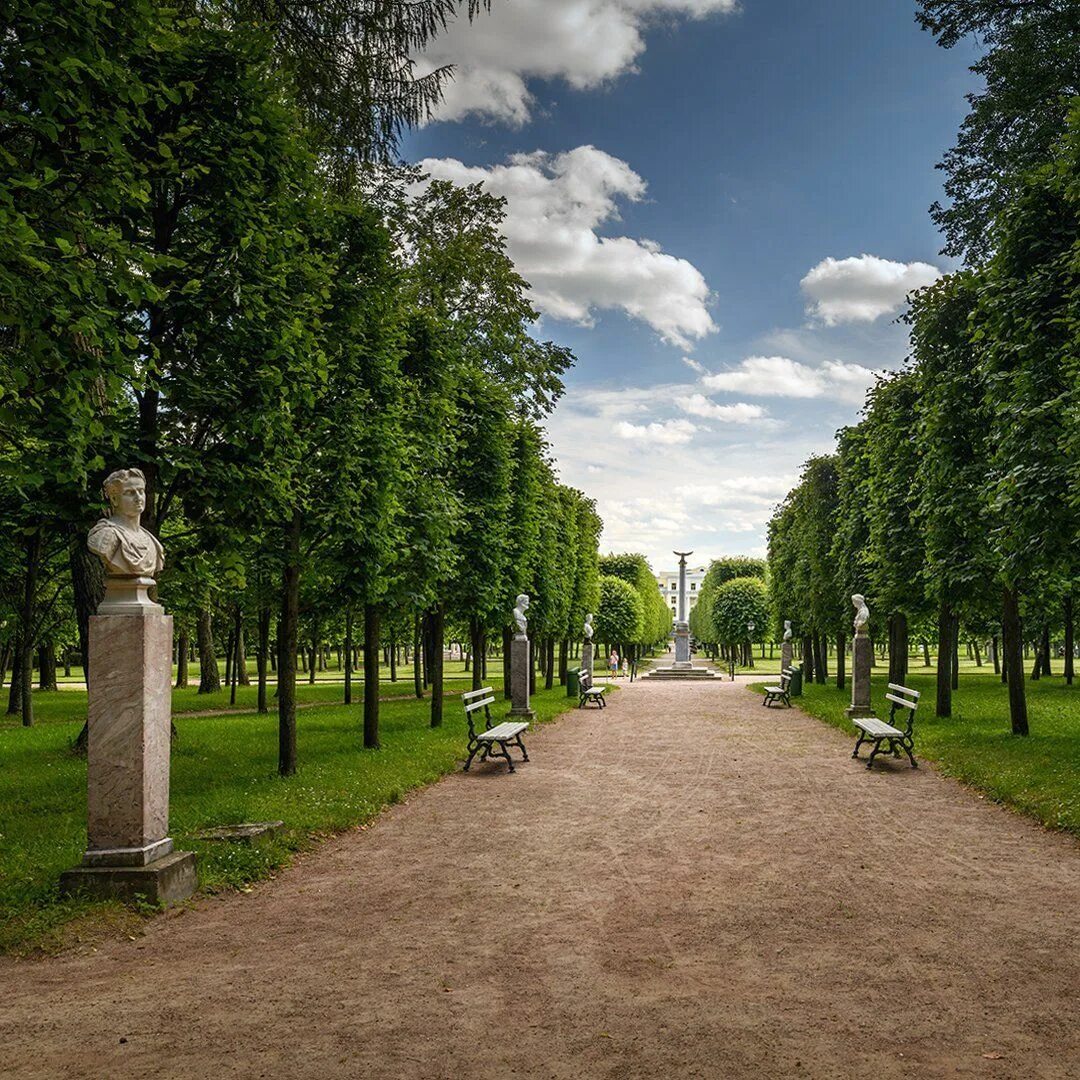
{"left": 111, "top": 476, "right": 146, "bottom": 519}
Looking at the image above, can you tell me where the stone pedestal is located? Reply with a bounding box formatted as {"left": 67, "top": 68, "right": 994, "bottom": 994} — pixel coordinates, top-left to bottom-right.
{"left": 781, "top": 641, "right": 793, "bottom": 671}
{"left": 674, "top": 620, "right": 692, "bottom": 670}
{"left": 60, "top": 605, "right": 196, "bottom": 906}
{"left": 582, "top": 639, "right": 594, "bottom": 678}
{"left": 509, "top": 634, "right": 534, "bottom": 719}
{"left": 845, "top": 630, "right": 874, "bottom": 720}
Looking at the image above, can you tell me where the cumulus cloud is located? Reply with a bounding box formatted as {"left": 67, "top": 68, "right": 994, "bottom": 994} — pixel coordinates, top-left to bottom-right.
{"left": 676, "top": 475, "right": 796, "bottom": 508}
{"left": 701, "top": 355, "right": 879, "bottom": 404}
{"left": 419, "top": 147, "right": 716, "bottom": 347}
{"left": 674, "top": 395, "right": 765, "bottom": 422}
{"left": 800, "top": 254, "right": 942, "bottom": 326}
{"left": 613, "top": 418, "right": 698, "bottom": 445}
{"left": 420, "top": 0, "right": 739, "bottom": 126}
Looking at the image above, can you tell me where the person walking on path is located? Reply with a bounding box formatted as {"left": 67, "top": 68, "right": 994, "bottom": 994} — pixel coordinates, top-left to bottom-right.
{"left": 609, "top": 648, "right": 620, "bottom": 679}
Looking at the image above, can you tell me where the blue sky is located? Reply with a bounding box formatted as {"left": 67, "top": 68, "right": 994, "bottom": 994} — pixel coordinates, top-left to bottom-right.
{"left": 403, "top": 0, "right": 981, "bottom": 572}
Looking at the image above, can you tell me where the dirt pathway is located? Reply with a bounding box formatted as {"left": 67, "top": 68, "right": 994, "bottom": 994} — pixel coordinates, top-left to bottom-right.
{"left": 2, "top": 677, "right": 1078, "bottom": 1079}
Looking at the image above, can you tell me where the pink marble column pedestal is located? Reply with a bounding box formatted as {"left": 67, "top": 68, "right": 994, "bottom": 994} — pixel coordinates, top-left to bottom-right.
{"left": 60, "top": 607, "right": 196, "bottom": 905}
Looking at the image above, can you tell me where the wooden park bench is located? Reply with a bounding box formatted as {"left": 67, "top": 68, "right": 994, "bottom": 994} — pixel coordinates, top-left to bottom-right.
{"left": 462, "top": 686, "right": 529, "bottom": 773}
{"left": 762, "top": 668, "right": 794, "bottom": 708}
{"left": 851, "top": 683, "right": 919, "bottom": 770}
{"left": 577, "top": 669, "right": 607, "bottom": 709}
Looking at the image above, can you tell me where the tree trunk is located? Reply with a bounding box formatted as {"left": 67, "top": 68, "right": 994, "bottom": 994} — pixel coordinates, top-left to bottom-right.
{"left": 836, "top": 632, "right": 846, "bottom": 691}
{"left": 973, "top": 639, "right": 982, "bottom": 668}
{"left": 991, "top": 634, "right": 1001, "bottom": 676}
{"left": 413, "top": 614, "right": 424, "bottom": 700}
{"left": 389, "top": 638, "right": 397, "bottom": 682}
{"left": 469, "top": 616, "right": 484, "bottom": 692}
{"left": 922, "top": 639, "right": 931, "bottom": 667}
{"left": 888, "top": 612, "right": 908, "bottom": 686}
{"left": 175, "top": 628, "right": 189, "bottom": 689}
{"left": 237, "top": 624, "right": 250, "bottom": 685}
{"left": 429, "top": 604, "right": 445, "bottom": 728}
{"left": 1002, "top": 586, "right": 1029, "bottom": 736}
{"left": 230, "top": 605, "right": 242, "bottom": 706}
{"left": 936, "top": 602, "right": 953, "bottom": 718}
{"left": 0, "top": 638, "right": 11, "bottom": 690}
{"left": 7, "top": 638, "right": 22, "bottom": 717}
{"left": 344, "top": 609, "right": 354, "bottom": 705}
{"left": 68, "top": 533, "right": 105, "bottom": 692}
{"left": 952, "top": 613, "right": 960, "bottom": 691}
{"left": 364, "top": 604, "right": 380, "bottom": 747}
{"left": 813, "top": 634, "right": 826, "bottom": 684}
{"left": 545, "top": 636, "right": 555, "bottom": 690}
{"left": 558, "top": 638, "right": 568, "bottom": 684}
{"left": 1042, "top": 624, "right": 1052, "bottom": 679}
{"left": 801, "top": 634, "right": 815, "bottom": 683}
{"left": 38, "top": 640, "right": 57, "bottom": 691}
{"left": 18, "top": 531, "right": 41, "bottom": 726}
{"left": 529, "top": 637, "right": 537, "bottom": 695}
{"left": 223, "top": 626, "right": 235, "bottom": 690}
{"left": 503, "top": 627, "right": 512, "bottom": 700}
{"left": 197, "top": 606, "right": 221, "bottom": 694}
{"left": 1065, "top": 597, "right": 1074, "bottom": 686}
{"left": 257, "top": 607, "right": 270, "bottom": 715}
{"left": 278, "top": 512, "right": 301, "bottom": 776}
{"left": 308, "top": 621, "right": 318, "bottom": 685}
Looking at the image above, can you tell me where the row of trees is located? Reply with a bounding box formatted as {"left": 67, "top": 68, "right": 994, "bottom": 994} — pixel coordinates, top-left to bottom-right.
{"left": 0, "top": 1, "right": 605, "bottom": 772}
{"left": 688, "top": 558, "right": 768, "bottom": 666}
{"left": 767, "top": 1, "right": 1080, "bottom": 737}
{"left": 594, "top": 554, "right": 673, "bottom": 661}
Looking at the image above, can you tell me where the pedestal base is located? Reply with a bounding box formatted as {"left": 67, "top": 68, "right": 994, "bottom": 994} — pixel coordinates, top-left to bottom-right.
{"left": 60, "top": 850, "right": 196, "bottom": 906}
{"left": 509, "top": 635, "right": 534, "bottom": 720}
{"left": 781, "top": 642, "right": 793, "bottom": 670}
{"left": 849, "top": 631, "right": 873, "bottom": 718}
{"left": 674, "top": 621, "right": 691, "bottom": 665}
{"left": 845, "top": 706, "right": 876, "bottom": 720}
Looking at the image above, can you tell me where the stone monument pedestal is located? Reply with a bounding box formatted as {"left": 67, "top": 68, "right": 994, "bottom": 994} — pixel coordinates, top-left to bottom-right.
{"left": 845, "top": 630, "right": 874, "bottom": 720}
{"left": 509, "top": 634, "right": 534, "bottom": 719}
{"left": 781, "top": 641, "right": 793, "bottom": 671}
{"left": 60, "top": 603, "right": 196, "bottom": 906}
{"left": 673, "top": 620, "right": 692, "bottom": 670}
{"left": 582, "top": 640, "right": 594, "bottom": 679}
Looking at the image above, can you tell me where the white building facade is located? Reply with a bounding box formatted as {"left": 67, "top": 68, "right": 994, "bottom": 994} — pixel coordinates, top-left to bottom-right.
{"left": 656, "top": 564, "right": 708, "bottom": 623}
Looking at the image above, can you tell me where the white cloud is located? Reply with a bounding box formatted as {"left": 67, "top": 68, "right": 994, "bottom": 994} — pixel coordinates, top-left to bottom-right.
{"left": 682, "top": 356, "right": 707, "bottom": 374}
{"left": 419, "top": 147, "right": 717, "bottom": 348}
{"left": 800, "top": 254, "right": 942, "bottom": 326}
{"left": 701, "top": 355, "right": 879, "bottom": 404}
{"left": 676, "top": 475, "right": 796, "bottom": 508}
{"left": 420, "top": 0, "right": 739, "bottom": 126}
{"left": 674, "top": 395, "right": 765, "bottom": 422}
{"left": 613, "top": 418, "right": 698, "bottom": 445}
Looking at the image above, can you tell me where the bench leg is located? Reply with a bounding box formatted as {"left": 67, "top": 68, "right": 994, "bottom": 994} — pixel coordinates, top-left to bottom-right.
{"left": 866, "top": 739, "right": 886, "bottom": 770}
{"left": 464, "top": 740, "right": 481, "bottom": 772}
{"left": 514, "top": 733, "right": 529, "bottom": 762}
{"left": 495, "top": 740, "right": 515, "bottom": 773}
{"left": 900, "top": 736, "right": 918, "bottom": 769}
{"left": 852, "top": 732, "right": 867, "bottom": 759}
{"left": 782, "top": 692, "right": 791, "bottom": 708}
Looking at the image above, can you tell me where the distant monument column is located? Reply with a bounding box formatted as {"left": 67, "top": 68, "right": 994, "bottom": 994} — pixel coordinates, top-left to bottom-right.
{"left": 673, "top": 550, "right": 693, "bottom": 670}
{"left": 846, "top": 594, "right": 874, "bottom": 720}
{"left": 509, "top": 594, "right": 534, "bottom": 719}
{"left": 781, "top": 620, "right": 793, "bottom": 671}
{"left": 61, "top": 469, "right": 196, "bottom": 905}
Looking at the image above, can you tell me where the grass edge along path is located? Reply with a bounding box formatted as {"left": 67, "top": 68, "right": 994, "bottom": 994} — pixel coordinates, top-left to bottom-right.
{"left": 750, "top": 672, "right": 1080, "bottom": 839}
{"left": 0, "top": 680, "right": 598, "bottom": 957}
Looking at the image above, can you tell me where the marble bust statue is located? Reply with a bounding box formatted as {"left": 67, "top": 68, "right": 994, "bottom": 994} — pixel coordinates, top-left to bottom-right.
{"left": 584, "top": 613, "right": 594, "bottom": 641}
{"left": 88, "top": 469, "right": 164, "bottom": 578}
{"left": 851, "top": 594, "right": 870, "bottom": 634}
{"left": 783, "top": 620, "right": 792, "bottom": 642}
{"left": 513, "top": 594, "right": 530, "bottom": 637}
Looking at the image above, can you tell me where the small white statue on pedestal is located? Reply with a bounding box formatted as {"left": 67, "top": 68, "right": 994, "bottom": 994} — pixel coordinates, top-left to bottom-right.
{"left": 852, "top": 594, "right": 870, "bottom": 635}
{"left": 584, "top": 613, "right": 594, "bottom": 640}
{"left": 513, "top": 594, "right": 530, "bottom": 638}
{"left": 783, "top": 620, "right": 792, "bottom": 642}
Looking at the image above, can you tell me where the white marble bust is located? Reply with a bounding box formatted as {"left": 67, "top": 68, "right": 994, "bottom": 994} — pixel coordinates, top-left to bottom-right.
{"left": 584, "top": 613, "right": 594, "bottom": 641}
{"left": 88, "top": 469, "right": 164, "bottom": 578}
{"left": 851, "top": 594, "right": 870, "bottom": 635}
{"left": 513, "top": 594, "right": 530, "bottom": 637}
{"left": 783, "top": 620, "right": 792, "bottom": 642}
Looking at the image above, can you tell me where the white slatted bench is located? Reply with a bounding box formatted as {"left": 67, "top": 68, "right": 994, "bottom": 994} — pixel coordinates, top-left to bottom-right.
{"left": 762, "top": 668, "right": 794, "bottom": 708}
{"left": 462, "top": 686, "right": 529, "bottom": 773}
{"left": 852, "top": 683, "right": 919, "bottom": 770}
{"left": 577, "top": 669, "right": 606, "bottom": 709}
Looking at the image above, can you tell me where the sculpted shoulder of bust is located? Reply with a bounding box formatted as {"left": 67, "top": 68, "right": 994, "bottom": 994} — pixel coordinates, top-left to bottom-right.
{"left": 851, "top": 593, "right": 870, "bottom": 633}
{"left": 513, "top": 594, "right": 529, "bottom": 636}
{"left": 584, "top": 613, "right": 594, "bottom": 640}
{"left": 88, "top": 469, "right": 164, "bottom": 578}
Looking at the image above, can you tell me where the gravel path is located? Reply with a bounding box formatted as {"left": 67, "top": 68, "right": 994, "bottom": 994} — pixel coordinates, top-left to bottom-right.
{"left": 2, "top": 675, "right": 1078, "bottom": 1079}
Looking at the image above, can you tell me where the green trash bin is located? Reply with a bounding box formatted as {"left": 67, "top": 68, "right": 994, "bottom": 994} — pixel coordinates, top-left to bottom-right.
{"left": 567, "top": 669, "right": 580, "bottom": 698}
{"left": 788, "top": 664, "right": 803, "bottom": 697}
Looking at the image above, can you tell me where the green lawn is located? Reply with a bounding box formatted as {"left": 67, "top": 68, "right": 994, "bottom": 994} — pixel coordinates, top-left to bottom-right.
{"left": 767, "top": 671, "right": 1080, "bottom": 837}
{"left": 0, "top": 673, "right": 592, "bottom": 955}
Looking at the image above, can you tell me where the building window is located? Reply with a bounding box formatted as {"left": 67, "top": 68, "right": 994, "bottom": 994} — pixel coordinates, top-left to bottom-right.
{"left": 691, "top": 583, "right": 696, "bottom": 590}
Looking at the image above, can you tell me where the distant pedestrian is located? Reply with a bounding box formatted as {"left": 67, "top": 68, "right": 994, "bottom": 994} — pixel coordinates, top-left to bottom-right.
{"left": 609, "top": 649, "right": 619, "bottom": 679}
{"left": 621, "top": 657, "right": 628, "bottom": 678}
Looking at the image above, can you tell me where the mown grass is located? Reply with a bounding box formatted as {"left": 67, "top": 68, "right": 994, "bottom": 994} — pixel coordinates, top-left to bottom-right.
{"left": 764, "top": 671, "right": 1080, "bottom": 837}
{"left": 0, "top": 674, "right": 590, "bottom": 955}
